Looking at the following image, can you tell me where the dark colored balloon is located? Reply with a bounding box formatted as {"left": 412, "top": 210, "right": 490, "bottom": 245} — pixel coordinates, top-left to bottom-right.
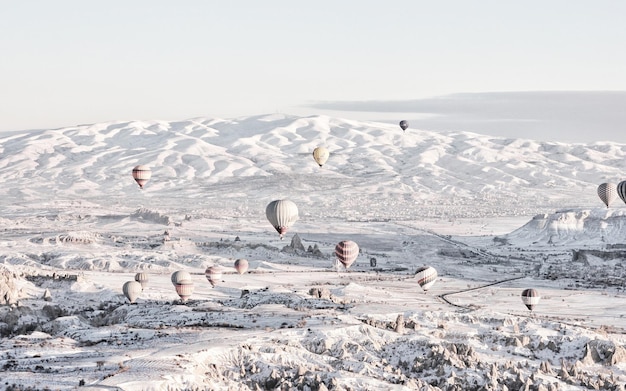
{"left": 521, "top": 288, "right": 540, "bottom": 311}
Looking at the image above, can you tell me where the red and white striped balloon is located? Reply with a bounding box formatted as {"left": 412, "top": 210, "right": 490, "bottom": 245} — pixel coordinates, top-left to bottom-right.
{"left": 335, "top": 240, "right": 359, "bottom": 269}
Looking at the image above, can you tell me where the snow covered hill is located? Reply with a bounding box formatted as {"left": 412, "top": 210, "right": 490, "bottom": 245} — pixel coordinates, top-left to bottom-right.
{"left": 1, "top": 114, "right": 625, "bottom": 220}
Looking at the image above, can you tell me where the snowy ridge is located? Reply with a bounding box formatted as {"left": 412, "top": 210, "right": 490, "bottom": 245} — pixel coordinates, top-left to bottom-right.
{"left": 2, "top": 114, "right": 626, "bottom": 217}
{"left": 506, "top": 208, "right": 626, "bottom": 245}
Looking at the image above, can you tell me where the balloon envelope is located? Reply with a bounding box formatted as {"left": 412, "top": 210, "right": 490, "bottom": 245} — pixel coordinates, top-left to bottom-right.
{"left": 415, "top": 266, "right": 437, "bottom": 291}
{"left": 399, "top": 120, "right": 409, "bottom": 131}
{"left": 335, "top": 240, "right": 359, "bottom": 269}
{"left": 597, "top": 183, "right": 617, "bottom": 208}
{"left": 123, "top": 280, "right": 142, "bottom": 304}
{"left": 171, "top": 270, "right": 192, "bottom": 286}
{"left": 312, "top": 147, "right": 330, "bottom": 167}
{"left": 266, "top": 199, "right": 299, "bottom": 239}
{"left": 617, "top": 181, "right": 626, "bottom": 205}
{"left": 234, "top": 259, "right": 249, "bottom": 275}
{"left": 175, "top": 280, "right": 194, "bottom": 302}
{"left": 521, "top": 288, "right": 540, "bottom": 311}
{"left": 205, "top": 266, "right": 223, "bottom": 287}
{"left": 134, "top": 272, "right": 148, "bottom": 290}
{"left": 132, "top": 165, "right": 152, "bottom": 189}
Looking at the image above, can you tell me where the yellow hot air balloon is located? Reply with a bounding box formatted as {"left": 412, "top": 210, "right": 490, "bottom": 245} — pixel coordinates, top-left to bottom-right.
{"left": 132, "top": 165, "right": 152, "bottom": 189}
{"left": 312, "top": 147, "right": 330, "bottom": 167}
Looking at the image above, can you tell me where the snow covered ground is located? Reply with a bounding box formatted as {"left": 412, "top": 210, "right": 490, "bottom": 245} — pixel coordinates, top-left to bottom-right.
{"left": 0, "top": 114, "right": 625, "bottom": 390}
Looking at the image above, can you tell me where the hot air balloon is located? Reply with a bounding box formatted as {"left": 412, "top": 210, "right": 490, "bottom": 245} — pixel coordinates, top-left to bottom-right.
{"left": 122, "top": 280, "right": 142, "bottom": 304}
{"left": 175, "top": 280, "right": 194, "bottom": 303}
{"left": 597, "top": 183, "right": 617, "bottom": 208}
{"left": 521, "top": 288, "right": 540, "bottom": 311}
{"left": 617, "top": 181, "right": 626, "bottom": 205}
{"left": 132, "top": 165, "right": 152, "bottom": 189}
{"left": 234, "top": 259, "right": 249, "bottom": 275}
{"left": 134, "top": 272, "right": 148, "bottom": 290}
{"left": 399, "top": 120, "right": 409, "bottom": 132}
{"left": 266, "top": 199, "right": 299, "bottom": 240}
{"left": 415, "top": 266, "right": 438, "bottom": 292}
{"left": 312, "top": 147, "right": 330, "bottom": 167}
{"left": 205, "top": 265, "right": 223, "bottom": 287}
{"left": 171, "top": 270, "right": 192, "bottom": 287}
{"left": 335, "top": 240, "right": 359, "bottom": 269}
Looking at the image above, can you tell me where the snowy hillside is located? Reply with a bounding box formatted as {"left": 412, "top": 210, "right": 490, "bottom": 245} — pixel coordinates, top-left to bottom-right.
{"left": 2, "top": 114, "right": 625, "bottom": 219}
{"left": 1, "top": 115, "right": 625, "bottom": 390}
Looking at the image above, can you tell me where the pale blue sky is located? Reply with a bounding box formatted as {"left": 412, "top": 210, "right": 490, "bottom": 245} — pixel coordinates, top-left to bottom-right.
{"left": 2, "top": 1, "right": 626, "bottom": 142}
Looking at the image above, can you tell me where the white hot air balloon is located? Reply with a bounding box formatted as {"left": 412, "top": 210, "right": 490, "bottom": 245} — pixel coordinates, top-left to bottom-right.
{"left": 266, "top": 199, "right": 299, "bottom": 240}
{"left": 122, "top": 280, "right": 143, "bottom": 304}
{"left": 415, "top": 266, "right": 438, "bottom": 292}
{"left": 597, "top": 183, "right": 617, "bottom": 208}
{"left": 134, "top": 272, "right": 148, "bottom": 290}
{"left": 171, "top": 270, "right": 192, "bottom": 287}
{"left": 234, "top": 259, "right": 249, "bottom": 275}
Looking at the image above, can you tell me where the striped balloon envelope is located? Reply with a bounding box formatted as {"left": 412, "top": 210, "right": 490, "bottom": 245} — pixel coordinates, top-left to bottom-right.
{"left": 335, "top": 240, "right": 359, "bottom": 269}
{"left": 597, "top": 182, "right": 617, "bottom": 208}
{"left": 175, "top": 281, "right": 194, "bottom": 303}
{"left": 521, "top": 288, "right": 540, "bottom": 311}
{"left": 415, "top": 266, "right": 437, "bottom": 292}
{"left": 617, "top": 181, "right": 626, "bottom": 205}
{"left": 134, "top": 272, "right": 149, "bottom": 290}
{"left": 205, "top": 266, "right": 223, "bottom": 287}
{"left": 132, "top": 165, "right": 152, "bottom": 189}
